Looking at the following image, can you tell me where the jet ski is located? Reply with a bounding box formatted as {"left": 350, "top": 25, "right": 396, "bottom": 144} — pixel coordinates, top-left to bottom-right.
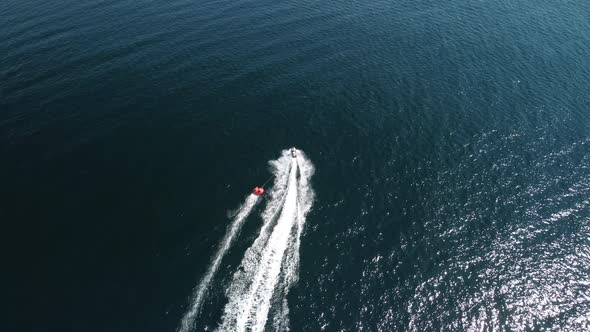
{"left": 291, "top": 148, "right": 297, "bottom": 158}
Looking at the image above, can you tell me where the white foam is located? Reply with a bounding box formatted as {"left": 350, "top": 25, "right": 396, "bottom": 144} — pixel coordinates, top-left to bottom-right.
{"left": 219, "top": 149, "right": 315, "bottom": 332}
{"left": 272, "top": 152, "right": 316, "bottom": 331}
{"left": 178, "top": 194, "right": 259, "bottom": 332}
{"left": 221, "top": 150, "right": 294, "bottom": 308}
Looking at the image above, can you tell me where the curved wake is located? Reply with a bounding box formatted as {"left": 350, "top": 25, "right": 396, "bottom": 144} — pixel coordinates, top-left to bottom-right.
{"left": 219, "top": 149, "right": 315, "bottom": 332}
{"left": 179, "top": 194, "right": 260, "bottom": 332}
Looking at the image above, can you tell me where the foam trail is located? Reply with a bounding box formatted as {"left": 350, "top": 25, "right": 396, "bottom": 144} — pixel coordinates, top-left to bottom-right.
{"left": 222, "top": 150, "right": 295, "bottom": 309}
{"left": 179, "top": 194, "right": 259, "bottom": 332}
{"left": 240, "top": 159, "right": 298, "bottom": 332}
{"left": 219, "top": 149, "right": 315, "bottom": 332}
{"left": 273, "top": 153, "right": 315, "bottom": 331}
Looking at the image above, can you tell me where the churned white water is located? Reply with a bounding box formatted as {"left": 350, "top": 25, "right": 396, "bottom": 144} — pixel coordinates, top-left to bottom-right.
{"left": 179, "top": 194, "right": 259, "bottom": 332}
{"left": 219, "top": 149, "right": 315, "bottom": 332}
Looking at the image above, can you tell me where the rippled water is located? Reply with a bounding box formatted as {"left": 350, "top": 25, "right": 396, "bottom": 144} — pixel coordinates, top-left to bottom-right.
{"left": 3, "top": 0, "right": 590, "bottom": 331}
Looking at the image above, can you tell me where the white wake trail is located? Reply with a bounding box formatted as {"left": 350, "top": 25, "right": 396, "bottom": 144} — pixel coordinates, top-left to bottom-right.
{"left": 222, "top": 151, "right": 294, "bottom": 312}
{"left": 219, "top": 149, "right": 315, "bottom": 332}
{"left": 179, "top": 194, "right": 259, "bottom": 332}
{"left": 273, "top": 153, "right": 315, "bottom": 331}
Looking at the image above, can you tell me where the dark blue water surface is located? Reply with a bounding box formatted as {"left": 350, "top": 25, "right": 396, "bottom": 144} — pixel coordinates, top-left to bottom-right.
{"left": 3, "top": 0, "right": 590, "bottom": 331}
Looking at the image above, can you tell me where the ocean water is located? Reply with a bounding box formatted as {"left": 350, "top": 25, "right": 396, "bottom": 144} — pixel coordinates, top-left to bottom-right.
{"left": 2, "top": 0, "right": 590, "bottom": 331}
